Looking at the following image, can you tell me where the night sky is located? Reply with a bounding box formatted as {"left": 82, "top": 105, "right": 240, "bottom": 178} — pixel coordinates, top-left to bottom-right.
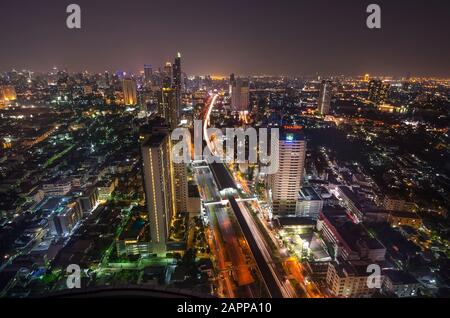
{"left": 1, "top": 0, "right": 449, "bottom": 76}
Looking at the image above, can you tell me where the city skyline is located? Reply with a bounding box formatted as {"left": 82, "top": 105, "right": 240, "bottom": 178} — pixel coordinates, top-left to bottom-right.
{"left": 0, "top": 0, "right": 449, "bottom": 303}
{"left": 1, "top": 0, "right": 450, "bottom": 76}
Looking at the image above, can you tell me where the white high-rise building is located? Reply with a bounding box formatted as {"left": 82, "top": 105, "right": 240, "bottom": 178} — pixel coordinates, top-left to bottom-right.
{"left": 269, "top": 128, "right": 306, "bottom": 215}
{"left": 295, "top": 186, "right": 323, "bottom": 219}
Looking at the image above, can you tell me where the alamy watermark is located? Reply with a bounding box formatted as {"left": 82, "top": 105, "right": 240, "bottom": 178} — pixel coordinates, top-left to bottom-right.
{"left": 66, "top": 4, "right": 81, "bottom": 29}
{"left": 367, "top": 264, "right": 382, "bottom": 289}
{"left": 366, "top": 4, "right": 381, "bottom": 29}
{"left": 66, "top": 264, "right": 81, "bottom": 289}
{"left": 171, "top": 120, "right": 280, "bottom": 174}
{"left": 65, "top": 4, "right": 380, "bottom": 31}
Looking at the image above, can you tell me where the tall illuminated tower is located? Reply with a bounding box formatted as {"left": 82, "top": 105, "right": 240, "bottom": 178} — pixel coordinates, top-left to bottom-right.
{"left": 268, "top": 127, "right": 306, "bottom": 215}
{"left": 172, "top": 52, "right": 182, "bottom": 123}
{"left": 122, "top": 78, "right": 137, "bottom": 105}
{"left": 163, "top": 62, "right": 173, "bottom": 89}
{"left": 173, "top": 52, "right": 182, "bottom": 92}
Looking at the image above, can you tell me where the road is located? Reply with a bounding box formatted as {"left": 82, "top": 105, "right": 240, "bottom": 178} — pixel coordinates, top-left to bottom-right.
{"left": 195, "top": 166, "right": 253, "bottom": 297}
{"left": 284, "top": 257, "right": 324, "bottom": 298}
{"left": 203, "top": 94, "right": 293, "bottom": 298}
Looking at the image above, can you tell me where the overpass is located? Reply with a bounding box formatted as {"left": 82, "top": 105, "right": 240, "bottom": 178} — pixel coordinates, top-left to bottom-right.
{"left": 203, "top": 94, "right": 290, "bottom": 298}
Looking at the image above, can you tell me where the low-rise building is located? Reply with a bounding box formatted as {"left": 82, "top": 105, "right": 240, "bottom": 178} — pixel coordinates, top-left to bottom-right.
{"left": 96, "top": 177, "right": 118, "bottom": 201}
{"left": 382, "top": 270, "right": 420, "bottom": 298}
{"left": 48, "top": 201, "right": 82, "bottom": 237}
{"left": 388, "top": 211, "right": 422, "bottom": 229}
{"left": 42, "top": 179, "right": 72, "bottom": 196}
{"left": 76, "top": 186, "right": 99, "bottom": 215}
{"left": 317, "top": 210, "right": 386, "bottom": 262}
{"left": 383, "top": 197, "right": 418, "bottom": 212}
{"left": 295, "top": 186, "right": 323, "bottom": 219}
{"left": 326, "top": 260, "right": 381, "bottom": 298}
{"left": 116, "top": 216, "right": 150, "bottom": 257}
{"left": 187, "top": 182, "right": 201, "bottom": 215}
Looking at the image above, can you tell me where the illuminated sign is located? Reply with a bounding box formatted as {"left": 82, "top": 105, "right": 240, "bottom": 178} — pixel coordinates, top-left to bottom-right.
{"left": 286, "top": 133, "right": 294, "bottom": 142}
{"left": 283, "top": 125, "right": 303, "bottom": 130}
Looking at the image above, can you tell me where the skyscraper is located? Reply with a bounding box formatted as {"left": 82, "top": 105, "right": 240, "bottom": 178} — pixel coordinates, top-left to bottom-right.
{"left": 368, "top": 79, "right": 390, "bottom": 105}
{"left": 230, "top": 76, "right": 250, "bottom": 113}
{"left": 122, "top": 78, "right": 137, "bottom": 105}
{"left": 269, "top": 127, "right": 306, "bottom": 215}
{"left": 173, "top": 52, "right": 182, "bottom": 93}
{"left": 163, "top": 62, "right": 173, "bottom": 89}
{"left": 172, "top": 53, "right": 182, "bottom": 123}
{"left": 144, "top": 64, "right": 153, "bottom": 84}
{"left": 318, "top": 80, "right": 332, "bottom": 115}
{"left": 159, "top": 87, "right": 178, "bottom": 130}
{"left": 140, "top": 117, "right": 189, "bottom": 252}
{"left": 141, "top": 131, "right": 175, "bottom": 254}
{"left": 229, "top": 73, "right": 235, "bottom": 95}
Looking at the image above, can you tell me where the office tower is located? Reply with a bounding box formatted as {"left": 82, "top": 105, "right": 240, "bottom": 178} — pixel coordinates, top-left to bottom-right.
{"left": 318, "top": 80, "right": 332, "bottom": 115}
{"left": 368, "top": 79, "right": 390, "bottom": 105}
{"left": 159, "top": 87, "right": 178, "bottom": 130}
{"left": 173, "top": 52, "right": 182, "bottom": 92}
{"left": 269, "top": 127, "right": 306, "bottom": 215}
{"left": 122, "top": 78, "right": 137, "bottom": 105}
{"left": 141, "top": 131, "right": 175, "bottom": 254}
{"left": 230, "top": 77, "right": 250, "bottom": 112}
{"left": 163, "top": 62, "right": 173, "bottom": 89}
{"left": 364, "top": 73, "right": 370, "bottom": 82}
{"left": 144, "top": 64, "right": 153, "bottom": 84}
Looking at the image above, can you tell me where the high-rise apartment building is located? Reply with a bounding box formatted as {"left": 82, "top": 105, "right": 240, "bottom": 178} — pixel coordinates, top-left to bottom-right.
{"left": 368, "top": 79, "right": 390, "bottom": 105}
{"left": 269, "top": 127, "right": 307, "bottom": 215}
{"left": 141, "top": 131, "right": 175, "bottom": 254}
{"left": 144, "top": 64, "right": 153, "bottom": 84}
{"left": 230, "top": 75, "right": 250, "bottom": 112}
{"left": 140, "top": 118, "right": 189, "bottom": 253}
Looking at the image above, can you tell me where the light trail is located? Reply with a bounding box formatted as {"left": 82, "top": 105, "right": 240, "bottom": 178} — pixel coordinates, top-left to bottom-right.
{"left": 204, "top": 93, "right": 293, "bottom": 298}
